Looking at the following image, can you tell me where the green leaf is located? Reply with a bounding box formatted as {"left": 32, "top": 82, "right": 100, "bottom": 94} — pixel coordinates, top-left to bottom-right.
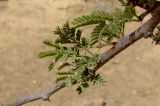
{"left": 91, "top": 10, "right": 112, "bottom": 20}
{"left": 38, "top": 50, "right": 56, "bottom": 58}
{"left": 90, "top": 21, "right": 107, "bottom": 46}
{"left": 57, "top": 71, "right": 74, "bottom": 75}
{"left": 43, "top": 39, "right": 59, "bottom": 48}
{"left": 111, "top": 8, "right": 124, "bottom": 20}
{"left": 124, "top": 5, "right": 135, "bottom": 20}
{"left": 108, "top": 21, "right": 122, "bottom": 36}
{"left": 72, "top": 10, "right": 111, "bottom": 28}
{"left": 76, "top": 82, "right": 89, "bottom": 94}
{"left": 48, "top": 61, "right": 54, "bottom": 71}
{"left": 56, "top": 76, "right": 68, "bottom": 82}
{"left": 54, "top": 22, "right": 77, "bottom": 44}
{"left": 92, "top": 74, "right": 106, "bottom": 88}
{"left": 54, "top": 52, "right": 63, "bottom": 63}
{"left": 72, "top": 15, "right": 101, "bottom": 28}
{"left": 65, "top": 78, "right": 74, "bottom": 87}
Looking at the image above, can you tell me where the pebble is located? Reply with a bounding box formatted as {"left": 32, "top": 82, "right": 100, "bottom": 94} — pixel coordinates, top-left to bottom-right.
{"left": 32, "top": 80, "right": 37, "bottom": 84}
{"left": 136, "top": 57, "right": 140, "bottom": 60}
{"left": 112, "top": 60, "right": 120, "bottom": 64}
{"left": 132, "top": 90, "right": 137, "bottom": 95}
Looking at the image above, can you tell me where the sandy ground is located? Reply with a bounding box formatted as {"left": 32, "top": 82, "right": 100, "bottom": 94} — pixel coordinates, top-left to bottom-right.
{"left": 0, "top": 0, "right": 160, "bottom": 106}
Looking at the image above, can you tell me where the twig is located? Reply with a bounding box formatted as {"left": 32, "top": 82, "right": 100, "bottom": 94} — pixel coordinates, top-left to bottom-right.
{"left": 3, "top": 81, "right": 66, "bottom": 106}
{"left": 3, "top": 4, "right": 160, "bottom": 106}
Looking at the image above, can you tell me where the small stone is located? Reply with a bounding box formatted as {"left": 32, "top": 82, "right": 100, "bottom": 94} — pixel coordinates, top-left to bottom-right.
{"left": 32, "top": 80, "right": 37, "bottom": 84}
{"left": 132, "top": 90, "right": 137, "bottom": 95}
{"left": 112, "top": 60, "right": 119, "bottom": 64}
{"left": 136, "top": 57, "right": 140, "bottom": 60}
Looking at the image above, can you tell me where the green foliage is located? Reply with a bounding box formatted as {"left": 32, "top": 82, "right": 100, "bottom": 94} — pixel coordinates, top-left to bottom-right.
{"left": 72, "top": 6, "right": 135, "bottom": 47}
{"left": 92, "top": 74, "right": 106, "bottom": 88}
{"left": 72, "top": 11, "right": 111, "bottom": 28}
{"left": 90, "top": 21, "right": 107, "bottom": 45}
{"left": 38, "top": 50, "right": 56, "bottom": 58}
{"left": 39, "top": 0, "right": 158, "bottom": 94}
{"left": 43, "top": 39, "right": 59, "bottom": 47}
{"left": 54, "top": 22, "right": 82, "bottom": 44}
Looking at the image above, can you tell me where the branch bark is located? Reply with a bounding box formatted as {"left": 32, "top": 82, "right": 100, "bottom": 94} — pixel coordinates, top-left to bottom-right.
{"left": 2, "top": 81, "right": 66, "bottom": 106}
{"left": 2, "top": 4, "right": 160, "bottom": 106}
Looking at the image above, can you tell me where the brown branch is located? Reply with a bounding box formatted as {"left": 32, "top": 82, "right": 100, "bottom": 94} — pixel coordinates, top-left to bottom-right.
{"left": 93, "top": 7, "right": 160, "bottom": 73}
{"left": 2, "top": 4, "right": 160, "bottom": 106}
{"left": 2, "top": 81, "right": 66, "bottom": 106}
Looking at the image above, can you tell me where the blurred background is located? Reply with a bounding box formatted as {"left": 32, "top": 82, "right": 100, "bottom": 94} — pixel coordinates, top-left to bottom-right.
{"left": 0, "top": 0, "right": 160, "bottom": 106}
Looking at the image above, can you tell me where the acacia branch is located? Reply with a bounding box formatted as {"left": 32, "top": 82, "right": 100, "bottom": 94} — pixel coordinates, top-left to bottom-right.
{"left": 2, "top": 5, "right": 160, "bottom": 106}
{"left": 2, "top": 81, "right": 66, "bottom": 106}
{"left": 93, "top": 7, "right": 160, "bottom": 72}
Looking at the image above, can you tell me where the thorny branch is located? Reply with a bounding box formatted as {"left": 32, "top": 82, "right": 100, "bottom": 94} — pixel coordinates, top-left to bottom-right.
{"left": 2, "top": 2, "right": 160, "bottom": 106}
